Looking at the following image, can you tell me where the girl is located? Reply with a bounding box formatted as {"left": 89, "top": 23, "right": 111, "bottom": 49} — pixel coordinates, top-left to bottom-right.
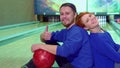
{"left": 76, "top": 12, "right": 120, "bottom": 68}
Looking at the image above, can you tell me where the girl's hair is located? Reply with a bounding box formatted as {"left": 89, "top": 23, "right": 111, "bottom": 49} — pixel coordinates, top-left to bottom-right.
{"left": 76, "top": 12, "right": 91, "bottom": 28}
{"left": 60, "top": 3, "right": 77, "bottom": 13}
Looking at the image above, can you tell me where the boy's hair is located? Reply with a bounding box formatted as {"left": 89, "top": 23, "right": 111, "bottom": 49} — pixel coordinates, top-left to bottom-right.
{"left": 60, "top": 3, "right": 77, "bottom": 13}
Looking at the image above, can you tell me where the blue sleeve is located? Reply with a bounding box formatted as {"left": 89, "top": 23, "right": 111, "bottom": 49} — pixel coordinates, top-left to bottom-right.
{"left": 114, "top": 44, "right": 120, "bottom": 52}
{"left": 92, "top": 37, "right": 120, "bottom": 62}
{"left": 51, "top": 29, "right": 67, "bottom": 42}
{"left": 56, "top": 28, "right": 83, "bottom": 57}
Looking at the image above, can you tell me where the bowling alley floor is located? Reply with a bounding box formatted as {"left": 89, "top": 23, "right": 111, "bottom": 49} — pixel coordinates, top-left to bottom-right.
{"left": 0, "top": 21, "right": 64, "bottom": 68}
{"left": 0, "top": 21, "right": 119, "bottom": 68}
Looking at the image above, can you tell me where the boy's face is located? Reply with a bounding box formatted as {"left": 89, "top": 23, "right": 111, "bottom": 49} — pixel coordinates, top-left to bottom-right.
{"left": 60, "top": 6, "right": 76, "bottom": 28}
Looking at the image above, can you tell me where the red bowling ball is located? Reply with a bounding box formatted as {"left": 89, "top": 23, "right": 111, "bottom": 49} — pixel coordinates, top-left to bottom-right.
{"left": 33, "top": 49, "right": 55, "bottom": 68}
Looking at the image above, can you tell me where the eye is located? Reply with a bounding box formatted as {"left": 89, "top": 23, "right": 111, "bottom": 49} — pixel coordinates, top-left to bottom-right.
{"left": 89, "top": 14, "right": 92, "bottom": 17}
{"left": 86, "top": 19, "right": 89, "bottom": 23}
{"left": 66, "top": 12, "right": 70, "bottom": 15}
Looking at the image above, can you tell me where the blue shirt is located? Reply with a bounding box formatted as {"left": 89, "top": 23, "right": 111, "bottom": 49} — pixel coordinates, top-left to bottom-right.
{"left": 90, "top": 31, "right": 120, "bottom": 68}
{"left": 51, "top": 25, "right": 93, "bottom": 68}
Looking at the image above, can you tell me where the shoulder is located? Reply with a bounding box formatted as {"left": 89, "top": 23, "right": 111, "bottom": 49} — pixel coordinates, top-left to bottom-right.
{"left": 68, "top": 25, "right": 89, "bottom": 38}
{"left": 70, "top": 25, "right": 87, "bottom": 33}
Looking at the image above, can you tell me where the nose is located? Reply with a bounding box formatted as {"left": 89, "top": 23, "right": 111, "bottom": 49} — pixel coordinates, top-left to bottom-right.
{"left": 91, "top": 16, "right": 96, "bottom": 20}
{"left": 61, "top": 14, "right": 67, "bottom": 20}
{"left": 90, "top": 17, "right": 96, "bottom": 23}
{"left": 60, "top": 14, "right": 66, "bottom": 21}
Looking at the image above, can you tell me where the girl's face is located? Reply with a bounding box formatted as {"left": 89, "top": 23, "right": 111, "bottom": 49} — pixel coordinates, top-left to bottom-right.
{"left": 81, "top": 14, "right": 99, "bottom": 30}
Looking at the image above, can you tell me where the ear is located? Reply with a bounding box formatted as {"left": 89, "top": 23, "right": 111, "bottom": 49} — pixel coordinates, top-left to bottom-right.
{"left": 74, "top": 13, "right": 77, "bottom": 18}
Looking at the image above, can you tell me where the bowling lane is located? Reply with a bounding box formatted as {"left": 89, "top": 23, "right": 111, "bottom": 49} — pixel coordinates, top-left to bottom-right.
{"left": 0, "top": 21, "right": 55, "bottom": 39}
{"left": 0, "top": 23, "right": 64, "bottom": 68}
{"left": 101, "top": 23, "right": 120, "bottom": 43}
{"left": 0, "top": 22, "right": 119, "bottom": 68}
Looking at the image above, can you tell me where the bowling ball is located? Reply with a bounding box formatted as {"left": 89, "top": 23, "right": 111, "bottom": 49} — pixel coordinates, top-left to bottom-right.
{"left": 33, "top": 49, "right": 55, "bottom": 68}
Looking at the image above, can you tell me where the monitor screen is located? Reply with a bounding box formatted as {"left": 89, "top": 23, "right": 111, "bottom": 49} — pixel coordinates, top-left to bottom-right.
{"left": 88, "top": 0, "right": 120, "bottom": 13}
{"left": 34, "top": 0, "right": 86, "bottom": 15}
{"left": 34, "top": 0, "right": 120, "bottom": 15}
